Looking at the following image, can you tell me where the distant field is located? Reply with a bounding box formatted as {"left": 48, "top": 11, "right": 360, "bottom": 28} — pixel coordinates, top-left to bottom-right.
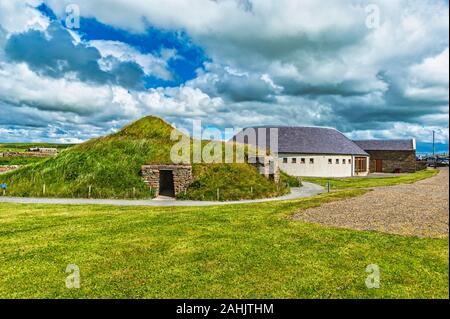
{"left": 302, "top": 169, "right": 439, "bottom": 190}
{"left": 0, "top": 142, "right": 74, "bottom": 152}
{"left": 0, "top": 143, "right": 74, "bottom": 165}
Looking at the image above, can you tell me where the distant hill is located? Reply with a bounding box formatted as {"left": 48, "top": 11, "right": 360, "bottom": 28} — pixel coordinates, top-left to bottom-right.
{"left": 1, "top": 116, "right": 291, "bottom": 200}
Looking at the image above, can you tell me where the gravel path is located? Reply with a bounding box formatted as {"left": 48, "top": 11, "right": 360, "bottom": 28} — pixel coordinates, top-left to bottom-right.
{"left": 0, "top": 182, "right": 324, "bottom": 207}
{"left": 293, "top": 168, "right": 449, "bottom": 238}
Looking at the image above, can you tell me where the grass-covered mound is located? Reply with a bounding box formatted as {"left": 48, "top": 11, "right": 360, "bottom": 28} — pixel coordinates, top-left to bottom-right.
{"left": 0, "top": 116, "right": 289, "bottom": 200}
{"left": 178, "top": 164, "right": 287, "bottom": 201}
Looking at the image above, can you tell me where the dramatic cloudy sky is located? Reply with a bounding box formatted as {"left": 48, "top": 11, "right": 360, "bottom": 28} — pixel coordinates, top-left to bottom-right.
{"left": 0, "top": 0, "right": 448, "bottom": 152}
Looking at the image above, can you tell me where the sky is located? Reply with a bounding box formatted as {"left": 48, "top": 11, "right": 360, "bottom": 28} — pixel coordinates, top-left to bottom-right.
{"left": 0, "top": 0, "right": 448, "bottom": 153}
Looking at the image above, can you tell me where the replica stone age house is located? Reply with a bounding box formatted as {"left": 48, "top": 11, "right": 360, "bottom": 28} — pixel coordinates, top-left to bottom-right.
{"left": 234, "top": 126, "right": 370, "bottom": 178}
{"left": 353, "top": 139, "right": 417, "bottom": 173}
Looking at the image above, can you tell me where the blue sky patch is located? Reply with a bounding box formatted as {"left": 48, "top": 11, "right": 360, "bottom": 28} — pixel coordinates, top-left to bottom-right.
{"left": 36, "top": 3, "right": 208, "bottom": 88}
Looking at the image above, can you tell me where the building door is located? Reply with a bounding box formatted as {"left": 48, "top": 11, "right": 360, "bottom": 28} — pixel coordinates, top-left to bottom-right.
{"left": 375, "top": 159, "right": 383, "bottom": 173}
{"left": 159, "top": 170, "right": 175, "bottom": 197}
{"left": 355, "top": 157, "right": 367, "bottom": 173}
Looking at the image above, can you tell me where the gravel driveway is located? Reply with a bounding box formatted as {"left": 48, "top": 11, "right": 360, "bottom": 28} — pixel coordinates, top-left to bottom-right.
{"left": 293, "top": 168, "right": 449, "bottom": 238}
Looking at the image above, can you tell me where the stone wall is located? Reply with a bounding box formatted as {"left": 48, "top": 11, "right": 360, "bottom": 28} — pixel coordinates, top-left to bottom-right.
{"left": 366, "top": 150, "right": 416, "bottom": 173}
{"left": 141, "top": 165, "right": 193, "bottom": 196}
{"left": 0, "top": 151, "right": 55, "bottom": 158}
{"left": 416, "top": 161, "right": 427, "bottom": 171}
{"left": 248, "top": 155, "right": 280, "bottom": 183}
{"left": 0, "top": 165, "right": 20, "bottom": 174}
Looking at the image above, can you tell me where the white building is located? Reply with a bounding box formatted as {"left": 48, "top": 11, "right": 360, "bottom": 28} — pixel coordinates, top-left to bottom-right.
{"left": 234, "top": 126, "right": 369, "bottom": 177}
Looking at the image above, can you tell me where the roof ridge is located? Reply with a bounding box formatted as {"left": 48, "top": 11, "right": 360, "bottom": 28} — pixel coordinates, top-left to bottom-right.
{"left": 243, "top": 125, "right": 339, "bottom": 130}
{"left": 353, "top": 138, "right": 413, "bottom": 141}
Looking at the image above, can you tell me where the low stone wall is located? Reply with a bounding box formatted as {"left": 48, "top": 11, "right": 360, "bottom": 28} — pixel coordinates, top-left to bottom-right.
{"left": 0, "top": 165, "right": 20, "bottom": 174}
{"left": 141, "top": 165, "right": 193, "bottom": 196}
{"left": 0, "top": 151, "right": 55, "bottom": 158}
{"left": 416, "top": 161, "right": 428, "bottom": 171}
{"left": 248, "top": 155, "right": 280, "bottom": 183}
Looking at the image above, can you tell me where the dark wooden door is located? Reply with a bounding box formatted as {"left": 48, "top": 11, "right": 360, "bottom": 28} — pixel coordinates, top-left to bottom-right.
{"left": 375, "top": 159, "right": 383, "bottom": 172}
{"left": 159, "top": 170, "right": 175, "bottom": 197}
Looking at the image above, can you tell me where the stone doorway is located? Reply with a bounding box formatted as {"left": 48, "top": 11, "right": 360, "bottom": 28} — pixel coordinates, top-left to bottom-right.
{"left": 141, "top": 164, "right": 193, "bottom": 197}
{"left": 159, "top": 170, "right": 175, "bottom": 197}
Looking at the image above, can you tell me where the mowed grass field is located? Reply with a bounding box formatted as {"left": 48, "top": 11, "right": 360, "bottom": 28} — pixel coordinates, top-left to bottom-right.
{"left": 302, "top": 169, "right": 439, "bottom": 190}
{"left": 0, "top": 188, "right": 448, "bottom": 299}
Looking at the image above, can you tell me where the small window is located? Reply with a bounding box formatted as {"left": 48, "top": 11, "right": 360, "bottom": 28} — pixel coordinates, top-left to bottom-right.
{"left": 328, "top": 159, "right": 332, "bottom": 164}
{"left": 309, "top": 158, "right": 314, "bottom": 164}
{"left": 336, "top": 159, "right": 339, "bottom": 164}
{"left": 300, "top": 158, "right": 306, "bottom": 164}
{"left": 292, "top": 158, "right": 297, "bottom": 164}
{"left": 343, "top": 159, "right": 346, "bottom": 164}
{"left": 283, "top": 158, "right": 288, "bottom": 164}
{"left": 349, "top": 159, "right": 352, "bottom": 164}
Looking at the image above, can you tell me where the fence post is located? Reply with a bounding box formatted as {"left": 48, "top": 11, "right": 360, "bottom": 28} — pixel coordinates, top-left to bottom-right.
{"left": 88, "top": 185, "right": 92, "bottom": 198}
{"left": 133, "top": 187, "right": 136, "bottom": 198}
{"left": 217, "top": 188, "right": 220, "bottom": 201}
{"left": 43, "top": 184, "right": 46, "bottom": 196}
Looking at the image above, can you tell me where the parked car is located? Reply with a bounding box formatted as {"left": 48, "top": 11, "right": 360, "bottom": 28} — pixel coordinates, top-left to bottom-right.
{"left": 436, "top": 158, "right": 449, "bottom": 167}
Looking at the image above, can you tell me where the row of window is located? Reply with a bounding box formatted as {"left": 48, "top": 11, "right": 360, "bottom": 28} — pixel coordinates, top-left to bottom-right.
{"left": 282, "top": 158, "right": 352, "bottom": 165}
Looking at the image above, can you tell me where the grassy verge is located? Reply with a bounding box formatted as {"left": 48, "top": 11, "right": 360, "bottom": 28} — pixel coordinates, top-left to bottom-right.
{"left": 0, "top": 157, "right": 51, "bottom": 166}
{"left": 280, "top": 170, "right": 302, "bottom": 187}
{"left": 0, "top": 191, "right": 447, "bottom": 299}
{"left": 302, "top": 169, "right": 439, "bottom": 190}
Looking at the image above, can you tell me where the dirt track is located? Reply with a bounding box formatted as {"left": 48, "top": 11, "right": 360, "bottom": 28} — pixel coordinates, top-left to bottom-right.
{"left": 293, "top": 168, "right": 449, "bottom": 238}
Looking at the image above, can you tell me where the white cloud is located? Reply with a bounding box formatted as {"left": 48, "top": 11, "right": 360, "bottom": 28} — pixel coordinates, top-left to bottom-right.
{"left": 405, "top": 48, "right": 449, "bottom": 102}
{"left": 0, "top": 61, "right": 140, "bottom": 117}
{"left": 348, "top": 122, "right": 449, "bottom": 144}
{"left": 45, "top": 0, "right": 448, "bottom": 97}
{"left": 0, "top": 0, "right": 448, "bottom": 144}
{"left": 0, "top": 0, "right": 48, "bottom": 33}
{"left": 0, "top": 60, "right": 225, "bottom": 140}
{"left": 89, "top": 40, "right": 175, "bottom": 80}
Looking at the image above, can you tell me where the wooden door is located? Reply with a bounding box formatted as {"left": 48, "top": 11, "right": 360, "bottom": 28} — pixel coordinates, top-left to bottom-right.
{"left": 375, "top": 159, "right": 383, "bottom": 172}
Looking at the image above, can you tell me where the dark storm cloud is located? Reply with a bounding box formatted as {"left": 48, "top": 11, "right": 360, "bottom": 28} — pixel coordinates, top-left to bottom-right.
{"left": 4, "top": 22, "right": 145, "bottom": 89}
{"left": 191, "top": 64, "right": 281, "bottom": 102}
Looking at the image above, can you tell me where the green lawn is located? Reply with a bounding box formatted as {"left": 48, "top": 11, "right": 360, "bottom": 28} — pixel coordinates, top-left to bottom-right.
{"left": 302, "top": 169, "right": 439, "bottom": 190}
{"left": 0, "top": 190, "right": 447, "bottom": 299}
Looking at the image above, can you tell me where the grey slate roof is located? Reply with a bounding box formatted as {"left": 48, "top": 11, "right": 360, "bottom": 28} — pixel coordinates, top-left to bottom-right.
{"left": 353, "top": 139, "right": 415, "bottom": 151}
{"left": 233, "top": 126, "right": 369, "bottom": 156}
